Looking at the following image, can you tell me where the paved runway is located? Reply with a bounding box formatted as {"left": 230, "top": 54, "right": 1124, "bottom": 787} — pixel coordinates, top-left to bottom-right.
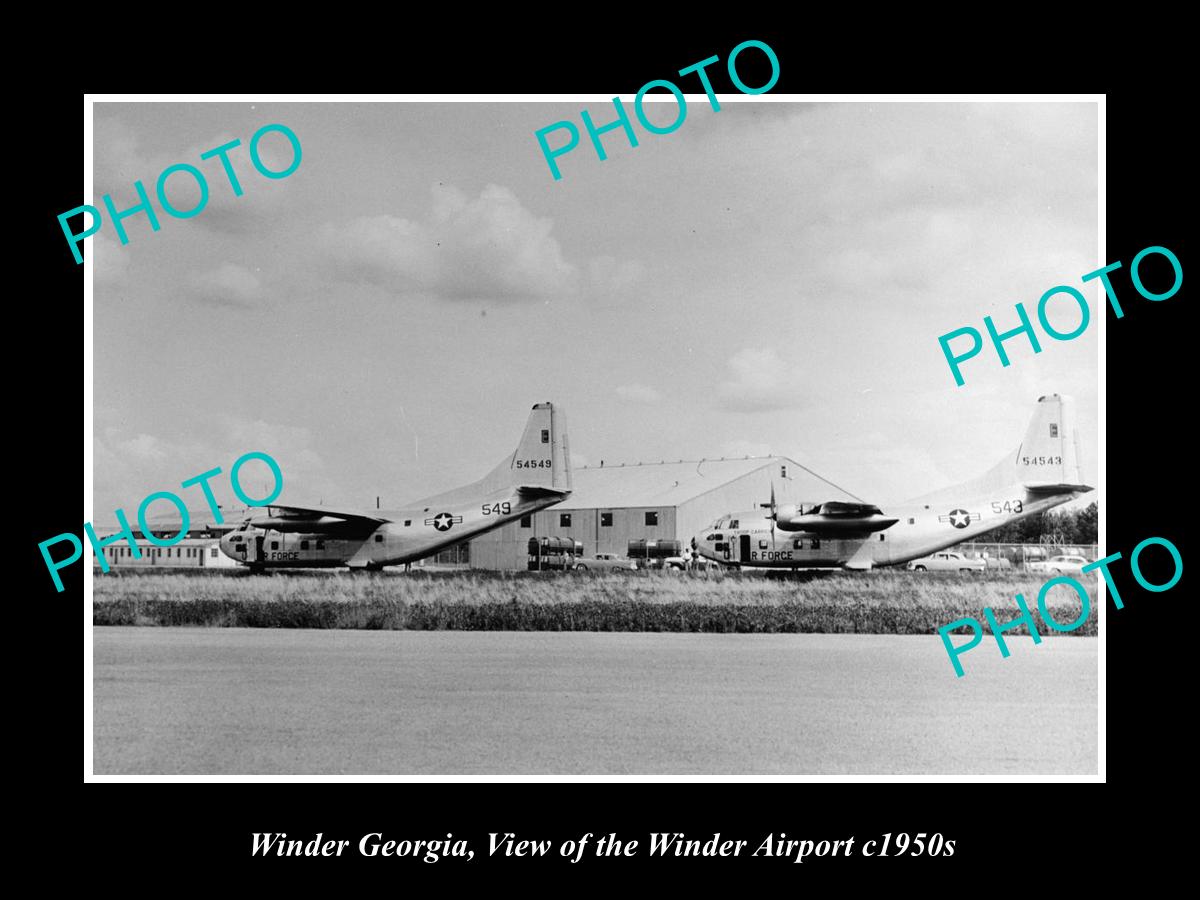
{"left": 92, "top": 628, "right": 1097, "bottom": 775}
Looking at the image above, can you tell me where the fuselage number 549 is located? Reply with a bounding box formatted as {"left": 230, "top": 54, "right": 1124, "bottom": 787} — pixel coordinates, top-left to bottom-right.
{"left": 482, "top": 502, "right": 512, "bottom": 516}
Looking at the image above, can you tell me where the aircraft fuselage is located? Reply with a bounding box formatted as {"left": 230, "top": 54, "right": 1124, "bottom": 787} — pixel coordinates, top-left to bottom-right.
{"left": 695, "top": 486, "right": 1082, "bottom": 570}
{"left": 222, "top": 487, "right": 553, "bottom": 570}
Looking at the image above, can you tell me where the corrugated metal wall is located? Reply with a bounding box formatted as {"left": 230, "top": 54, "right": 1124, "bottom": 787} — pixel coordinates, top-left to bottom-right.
{"left": 469, "top": 462, "right": 824, "bottom": 569}
{"left": 470, "top": 507, "right": 677, "bottom": 570}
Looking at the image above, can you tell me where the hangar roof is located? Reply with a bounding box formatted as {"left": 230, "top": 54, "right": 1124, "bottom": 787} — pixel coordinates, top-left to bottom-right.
{"left": 560, "top": 456, "right": 860, "bottom": 510}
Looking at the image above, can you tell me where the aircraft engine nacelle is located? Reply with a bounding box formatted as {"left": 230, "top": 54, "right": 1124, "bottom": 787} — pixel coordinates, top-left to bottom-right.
{"left": 773, "top": 504, "right": 798, "bottom": 525}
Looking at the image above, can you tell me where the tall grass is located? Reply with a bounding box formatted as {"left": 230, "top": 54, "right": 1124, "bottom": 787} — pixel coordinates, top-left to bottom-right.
{"left": 92, "top": 569, "right": 1098, "bottom": 635}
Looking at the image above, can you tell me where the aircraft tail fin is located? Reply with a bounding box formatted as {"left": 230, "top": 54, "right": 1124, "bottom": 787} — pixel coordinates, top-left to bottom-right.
{"left": 906, "top": 393, "right": 1091, "bottom": 504}
{"left": 1013, "top": 394, "right": 1089, "bottom": 491}
{"left": 489, "top": 402, "right": 572, "bottom": 496}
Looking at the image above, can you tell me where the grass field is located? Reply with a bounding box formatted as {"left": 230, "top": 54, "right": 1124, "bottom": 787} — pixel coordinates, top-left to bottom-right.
{"left": 91, "top": 569, "right": 1098, "bottom": 635}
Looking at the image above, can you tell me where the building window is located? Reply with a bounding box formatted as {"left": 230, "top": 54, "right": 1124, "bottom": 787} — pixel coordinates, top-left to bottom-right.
{"left": 559, "top": 513, "right": 572, "bottom": 528}
{"left": 270, "top": 541, "right": 279, "bottom": 550}
{"left": 878, "top": 533, "right": 886, "bottom": 541}
{"left": 781, "top": 465, "right": 788, "bottom": 478}
{"left": 908, "top": 518, "right": 915, "bottom": 525}
{"left": 520, "top": 515, "right": 532, "bottom": 528}
{"left": 404, "top": 520, "right": 411, "bottom": 527}
{"left": 375, "top": 534, "right": 384, "bottom": 543}
{"left": 601, "top": 512, "right": 613, "bottom": 527}
{"left": 301, "top": 540, "right": 309, "bottom": 550}
{"left": 211, "top": 548, "right": 218, "bottom": 557}
{"left": 645, "top": 511, "right": 659, "bottom": 526}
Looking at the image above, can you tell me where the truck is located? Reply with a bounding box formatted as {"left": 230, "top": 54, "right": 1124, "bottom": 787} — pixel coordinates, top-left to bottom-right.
{"left": 527, "top": 537, "right": 584, "bottom": 571}
{"left": 627, "top": 539, "right": 687, "bottom": 571}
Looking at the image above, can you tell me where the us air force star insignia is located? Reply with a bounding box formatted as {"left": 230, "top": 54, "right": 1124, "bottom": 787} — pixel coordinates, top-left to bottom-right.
{"left": 938, "top": 509, "right": 976, "bottom": 529}
{"left": 425, "top": 512, "right": 463, "bottom": 532}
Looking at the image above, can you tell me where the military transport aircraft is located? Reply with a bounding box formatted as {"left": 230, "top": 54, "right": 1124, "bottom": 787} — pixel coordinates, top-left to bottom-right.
{"left": 220, "top": 402, "right": 571, "bottom": 572}
{"left": 693, "top": 394, "right": 1091, "bottom": 571}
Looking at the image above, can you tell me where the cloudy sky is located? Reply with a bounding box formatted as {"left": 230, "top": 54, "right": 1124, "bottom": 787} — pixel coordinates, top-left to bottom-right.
{"left": 91, "top": 100, "right": 1098, "bottom": 518}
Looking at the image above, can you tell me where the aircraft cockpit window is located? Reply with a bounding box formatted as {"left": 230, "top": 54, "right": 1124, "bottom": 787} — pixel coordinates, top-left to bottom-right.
{"left": 729, "top": 520, "right": 739, "bottom": 529}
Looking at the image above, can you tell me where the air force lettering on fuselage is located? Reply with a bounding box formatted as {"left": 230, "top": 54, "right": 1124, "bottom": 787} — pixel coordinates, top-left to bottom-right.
{"left": 219, "top": 403, "right": 572, "bottom": 572}
{"left": 694, "top": 394, "right": 1091, "bottom": 571}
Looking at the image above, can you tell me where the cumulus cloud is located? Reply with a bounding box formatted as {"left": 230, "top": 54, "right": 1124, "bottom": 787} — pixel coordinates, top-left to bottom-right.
{"left": 322, "top": 183, "right": 578, "bottom": 302}
{"left": 92, "top": 232, "right": 130, "bottom": 287}
{"left": 93, "top": 115, "right": 302, "bottom": 236}
{"left": 717, "top": 348, "right": 810, "bottom": 412}
{"left": 186, "top": 263, "right": 263, "bottom": 308}
{"left": 586, "top": 256, "right": 645, "bottom": 301}
{"left": 616, "top": 384, "right": 662, "bottom": 403}
{"left": 92, "top": 410, "right": 343, "bottom": 525}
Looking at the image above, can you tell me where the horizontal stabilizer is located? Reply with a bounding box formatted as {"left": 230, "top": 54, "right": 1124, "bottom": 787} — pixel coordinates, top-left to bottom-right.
{"left": 516, "top": 485, "right": 572, "bottom": 501}
{"left": 1024, "top": 482, "right": 1093, "bottom": 496}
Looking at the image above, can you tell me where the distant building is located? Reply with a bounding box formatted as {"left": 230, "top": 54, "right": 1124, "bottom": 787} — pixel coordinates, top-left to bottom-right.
{"left": 95, "top": 537, "right": 240, "bottom": 569}
{"left": 469, "top": 456, "right": 858, "bottom": 570}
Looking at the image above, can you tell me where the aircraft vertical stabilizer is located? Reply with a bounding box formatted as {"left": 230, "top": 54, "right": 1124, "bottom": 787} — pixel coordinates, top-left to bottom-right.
{"left": 1015, "top": 393, "right": 1086, "bottom": 491}
{"left": 496, "top": 402, "right": 572, "bottom": 496}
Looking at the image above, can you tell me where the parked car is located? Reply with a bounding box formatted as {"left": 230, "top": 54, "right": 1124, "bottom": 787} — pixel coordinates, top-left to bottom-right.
{"left": 1027, "top": 554, "right": 1090, "bottom": 575}
{"left": 574, "top": 553, "right": 637, "bottom": 572}
{"left": 906, "top": 551, "right": 987, "bottom": 573}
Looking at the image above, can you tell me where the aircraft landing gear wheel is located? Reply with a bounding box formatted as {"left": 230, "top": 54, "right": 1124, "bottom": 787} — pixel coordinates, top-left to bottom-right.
{"left": 913, "top": 565, "right": 926, "bottom": 572}
{"left": 574, "top": 564, "right": 588, "bottom": 572}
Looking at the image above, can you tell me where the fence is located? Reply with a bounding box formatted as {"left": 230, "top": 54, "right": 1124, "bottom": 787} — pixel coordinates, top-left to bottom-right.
{"left": 956, "top": 542, "right": 1098, "bottom": 569}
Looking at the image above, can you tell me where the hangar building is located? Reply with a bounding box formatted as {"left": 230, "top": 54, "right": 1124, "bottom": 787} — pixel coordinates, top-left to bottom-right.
{"left": 468, "top": 456, "right": 859, "bottom": 570}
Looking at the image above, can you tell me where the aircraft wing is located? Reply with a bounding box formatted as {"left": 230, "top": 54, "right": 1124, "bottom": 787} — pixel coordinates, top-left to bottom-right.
{"left": 246, "top": 503, "right": 390, "bottom": 534}
{"left": 777, "top": 501, "right": 898, "bottom": 535}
